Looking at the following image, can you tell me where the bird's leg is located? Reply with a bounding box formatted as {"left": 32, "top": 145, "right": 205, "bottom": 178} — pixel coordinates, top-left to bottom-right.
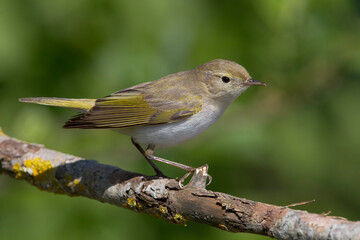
{"left": 131, "top": 138, "right": 212, "bottom": 187}
{"left": 131, "top": 138, "right": 166, "bottom": 177}
{"left": 145, "top": 144, "right": 196, "bottom": 172}
{"left": 145, "top": 145, "right": 211, "bottom": 188}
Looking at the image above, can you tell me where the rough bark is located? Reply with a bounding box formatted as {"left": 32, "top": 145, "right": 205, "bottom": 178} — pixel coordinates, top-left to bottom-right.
{"left": 0, "top": 131, "right": 359, "bottom": 240}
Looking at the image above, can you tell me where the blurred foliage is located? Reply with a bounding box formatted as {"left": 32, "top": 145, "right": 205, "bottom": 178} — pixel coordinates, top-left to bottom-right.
{"left": 1, "top": 0, "right": 360, "bottom": 239}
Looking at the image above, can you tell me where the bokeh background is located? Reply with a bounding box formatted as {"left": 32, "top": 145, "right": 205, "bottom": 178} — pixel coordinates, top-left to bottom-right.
{"left": 1, "top": 0, "right": 360, "bottom": 239}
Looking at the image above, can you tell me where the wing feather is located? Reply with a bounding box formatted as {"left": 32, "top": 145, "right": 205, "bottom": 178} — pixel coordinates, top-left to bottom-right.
{"left": 63, "top": 87, "right": 202, "bottom": 129}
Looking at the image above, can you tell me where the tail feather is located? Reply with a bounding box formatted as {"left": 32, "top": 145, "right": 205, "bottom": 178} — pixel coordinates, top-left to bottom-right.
{"left": 19, "top": 97, "right": 96, "bottom": 111}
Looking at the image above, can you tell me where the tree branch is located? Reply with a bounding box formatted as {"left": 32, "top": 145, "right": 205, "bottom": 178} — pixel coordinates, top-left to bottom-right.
{"left": 0, "top": 131, "right": 359, "bottom": 240}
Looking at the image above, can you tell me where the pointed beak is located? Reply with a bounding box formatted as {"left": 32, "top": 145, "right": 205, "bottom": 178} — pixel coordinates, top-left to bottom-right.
{"left": 244, "top": 78, "right": 266, "bottom": 86}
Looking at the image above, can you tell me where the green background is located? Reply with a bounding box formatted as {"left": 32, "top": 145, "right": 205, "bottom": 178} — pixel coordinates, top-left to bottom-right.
{"left": 1, "top": 0, "right": 360, "bottom": 239}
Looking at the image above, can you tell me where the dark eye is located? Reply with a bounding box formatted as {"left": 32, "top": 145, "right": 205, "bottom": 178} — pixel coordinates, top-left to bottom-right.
{"left": 221, "top": 76, "right": 230, "bottom": 83}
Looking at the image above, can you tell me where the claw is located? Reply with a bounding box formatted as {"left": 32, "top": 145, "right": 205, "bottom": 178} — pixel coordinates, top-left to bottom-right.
{"left": 178, "top": 167, "right": 212, "bottom": 189}
{"left": 178, "top": 171, "right": 193, "bottom": 188}
{"left": 206, "top": 173, "right": 212, "bottom": 186}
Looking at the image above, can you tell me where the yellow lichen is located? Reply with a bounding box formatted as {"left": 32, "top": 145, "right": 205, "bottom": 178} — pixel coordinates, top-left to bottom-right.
{"left": 124, "top": 197, "right": 142, "bottom": 211}
{"left": 136, "top": 203, "right": 143, "bottom": 210}
{"left": 23, "top": 157, "right": 53, "bottom": 177}
{"left": 12, "top": 157, "right": 53, "bottom": 181}
{"left": 13, "top": 163, "right": 23, "bottom": 178}
{"left": 64, "top": 174, "right": 85, "bottom": 192}
{"left": 11, "top": 158, "right": 69, "bottom": 194}
{"left": 174, "top": 213, "right": 187, "bottom": 226}
{"left": 159, "top": 206, "right": 168, "bottom": 214}
{"left": 127, "top": 197, "right": 137, "bottom": 207}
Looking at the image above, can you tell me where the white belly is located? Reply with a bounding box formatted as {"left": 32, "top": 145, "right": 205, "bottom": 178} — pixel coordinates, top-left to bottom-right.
{"left": 118, "top": 103, "right": 225, "bottom": 147}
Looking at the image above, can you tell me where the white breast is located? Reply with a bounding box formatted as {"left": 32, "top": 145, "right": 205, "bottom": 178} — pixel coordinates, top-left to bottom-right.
{"left": 118, "top": 101, "right": 226, "bottom": 147}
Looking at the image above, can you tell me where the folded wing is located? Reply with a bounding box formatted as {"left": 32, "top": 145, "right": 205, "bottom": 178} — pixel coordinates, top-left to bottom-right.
{"left": 63, "top": 87, "right": 202, "bottom": 129}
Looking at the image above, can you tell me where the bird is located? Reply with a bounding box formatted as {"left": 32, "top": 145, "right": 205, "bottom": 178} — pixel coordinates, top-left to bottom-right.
{"left": 19, "top": 59, "right": 265, "bottom": 184}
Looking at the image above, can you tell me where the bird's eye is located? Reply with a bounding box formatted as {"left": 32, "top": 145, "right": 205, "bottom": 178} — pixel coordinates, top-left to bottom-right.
{"left": 221, "top": 76, "right": 230, "bottom": 83}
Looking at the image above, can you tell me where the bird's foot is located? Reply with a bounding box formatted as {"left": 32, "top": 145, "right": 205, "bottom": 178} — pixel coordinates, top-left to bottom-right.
{"left": 178, "top": 164, "right": 212, "bottom": 189}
